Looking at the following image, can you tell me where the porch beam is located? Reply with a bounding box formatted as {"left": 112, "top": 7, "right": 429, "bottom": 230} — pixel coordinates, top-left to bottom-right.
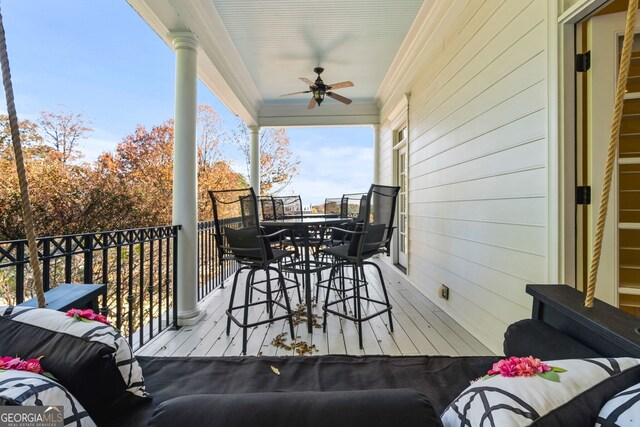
{"left": 258, "top": 103, "right": 379, "bottom": 127}
{"left": 170, "top": 32, "right": 201, "bottom": 326}
{"left": 249, "top": 125, "right": 260, "bottom": 195}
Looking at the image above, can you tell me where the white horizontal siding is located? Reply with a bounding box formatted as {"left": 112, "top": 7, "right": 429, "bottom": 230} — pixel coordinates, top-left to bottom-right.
{"left": 378, "top": 0, "right": 549, "bottom": 353}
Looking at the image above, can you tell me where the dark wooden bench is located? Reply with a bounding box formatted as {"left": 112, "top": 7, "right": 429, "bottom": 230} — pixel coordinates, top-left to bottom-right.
{"left": 19, "top": 283, "right": 107, "bottom": 313}
{"left": 527, "top": 284, "right": 640, "bottom": 357}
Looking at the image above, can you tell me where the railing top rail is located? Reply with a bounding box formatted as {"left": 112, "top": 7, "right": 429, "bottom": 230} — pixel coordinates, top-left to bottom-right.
{"left": 0, "top": 224, "right": 181, "bottom": 246}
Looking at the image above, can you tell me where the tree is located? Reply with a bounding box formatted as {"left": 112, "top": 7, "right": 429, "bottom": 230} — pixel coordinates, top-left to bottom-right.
{"left": 38, "top": 109, "right": 92, "bottom": 163}
{"left": 231, "top": 120, "right": 300, "bottom": 195}
{"left": 0, "top": 115, "right": 45, "bottom": 160}
{"left": 99, "top": 107, "right": 247, "bottom": 225}
{"left": 197, "top": 104, "right": 225, "bottom": 168}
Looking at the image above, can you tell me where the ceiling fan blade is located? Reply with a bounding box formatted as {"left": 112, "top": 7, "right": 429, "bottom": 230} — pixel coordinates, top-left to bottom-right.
{"left": 299, "top": 77, "right": 315, "bottom": 86}
{"left": 307, "top": 97, "right": 317, "bottom": 109}
{"left": 327, "top": 92, "right": 352, "bottom": 105}
{"left": 280, "top": 90, "right": 311, "bottom": 97}
{"left": 327, "top": 81, "right": 354, "bottom": 90}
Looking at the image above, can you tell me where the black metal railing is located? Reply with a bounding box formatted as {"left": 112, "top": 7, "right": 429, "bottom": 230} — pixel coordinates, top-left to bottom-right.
{"left": 0, "top": 226, "right": 179, "bottom": 350}
{"left": 0, "top": 218, "right": 241, "bottom": 351}
{"left": 197, "top": 216, "right": 242, "bottom": 301}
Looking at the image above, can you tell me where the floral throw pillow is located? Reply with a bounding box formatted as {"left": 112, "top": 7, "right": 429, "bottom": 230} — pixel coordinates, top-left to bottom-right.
{"left": 441, "top": 358, "right": 640, "bottom": 427}
{"left": 0, "top": 369, "right": 96, "bottom": 426}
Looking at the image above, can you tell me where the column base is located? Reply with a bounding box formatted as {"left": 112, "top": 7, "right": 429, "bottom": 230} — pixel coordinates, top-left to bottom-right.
{"left": 177, "top": 307, "right": 203, "bottom": 326}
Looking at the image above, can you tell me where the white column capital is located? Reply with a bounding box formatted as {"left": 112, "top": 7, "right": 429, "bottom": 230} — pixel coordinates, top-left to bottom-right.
{"left": 248, "top": 125, "right": 260, "bottom": 134}
{"left": 169, "top": 32, "right": 199, "bottom": 51}
{"left": 372, "top": 123, "right": 380, "bottom": 131}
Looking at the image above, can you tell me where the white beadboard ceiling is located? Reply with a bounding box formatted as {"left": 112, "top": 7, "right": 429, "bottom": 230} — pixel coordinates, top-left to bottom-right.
{"left": 211, "top": 0, "right": 424, "bottom": 104}
{"left": 127, "top": 0, "right": 425, "bottom": 126}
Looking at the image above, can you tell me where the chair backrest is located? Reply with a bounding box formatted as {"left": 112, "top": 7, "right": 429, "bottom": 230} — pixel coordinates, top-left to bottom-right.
{"left": 272, "top": 195, "right": 302, "bottom": 219}
{"left": 260, "top": 197, "right": 276, "bottom": 220}
{"left": 208, "top": 188, "right": 268, "bottom": 262}
{"left": 324, "top": 198, "right": 342, "bottom": 215}
{"left": 347, "top": 184, "right": 400, "bottom": 257}
{"left": 341, "top": 193, "right": 367, "bottom": 218}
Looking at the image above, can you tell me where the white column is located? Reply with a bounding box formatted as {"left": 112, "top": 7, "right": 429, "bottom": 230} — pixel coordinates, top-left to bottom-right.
{"left": 372, "top": 123, "right": 380, "bottom": 184}
{"left": 249, "top": 125, "right": 260, "bottom": 195}
{"left": 170, "top": 32, "right": 200, "bottom": 326}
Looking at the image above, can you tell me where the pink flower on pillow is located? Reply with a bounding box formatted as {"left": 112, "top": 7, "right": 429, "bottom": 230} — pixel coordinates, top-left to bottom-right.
{"left": 0, "top": 356, "right": 52, "bottom": 378}
{"left": 66, "top": 308, "right": 111, "bottom": 325}
{"left": 0, "top": 356, "right": 21, "bottom": 370}
{"left": 486, "top": 356, "right": 560, "bottom": 382}
{"left": 22, "top": 358, "right": 45, "bottom": 374}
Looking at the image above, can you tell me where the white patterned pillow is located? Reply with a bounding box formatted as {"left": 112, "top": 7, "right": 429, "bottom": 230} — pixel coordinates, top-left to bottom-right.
{"left": 0, "top": 306, "right": 148, "bottom": 414}
{"left": 596, "top": 383, "right": 640, "bottom": 426}
{"left": 441, "top": 358, "right": 640, "bottom": 427}
{"left": 0, "top": 369, "right": 96, "bottom": 426}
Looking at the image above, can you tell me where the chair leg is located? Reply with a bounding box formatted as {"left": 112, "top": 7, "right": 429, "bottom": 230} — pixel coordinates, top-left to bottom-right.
{"left": 323, "top": 265, "right": 338, "bottom": 332}
{"left": 369, "top": 261, "right": 394, "bottom": 332}
{"left": 241, "top": 269, "right": 254, "bottom": 355}
{"left": 339, "top": 264, "right": 347, "bottom": 313}
{"left": 265, "top": 268, "right": 273, "bottom": 320}
{"left": 360, "top": 265, "right": 370, "bottom": 298}
{"left": 278, "top": 270, "right": 295, "bottom": 338}
{"left": 353, "top": 263, "right": 363, "bottom": 349}
{"left": 226, "top": 267, "right": 244, "bottom": 335}
{"left": 293, "top": 267, "right": 302, "bottom": 304}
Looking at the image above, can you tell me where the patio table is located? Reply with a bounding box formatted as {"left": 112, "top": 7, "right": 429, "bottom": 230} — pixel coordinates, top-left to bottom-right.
{"left": 262, "top": 216, "right": 351, "bottom": 333}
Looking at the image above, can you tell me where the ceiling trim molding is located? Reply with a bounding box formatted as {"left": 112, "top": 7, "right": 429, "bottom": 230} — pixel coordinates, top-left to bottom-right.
{"left": 376, "top": 0, "right": 453, "bottom": 113}
{"left": 259, "top": 103, "right": 379, "bottom": 127}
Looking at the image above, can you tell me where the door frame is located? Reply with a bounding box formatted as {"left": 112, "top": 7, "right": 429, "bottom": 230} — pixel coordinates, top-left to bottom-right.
{"left": 555, "top": 0, "right": 614, "bottom": 287}
{"left": 393, "top": 137, "right": 408, "bottom": 270}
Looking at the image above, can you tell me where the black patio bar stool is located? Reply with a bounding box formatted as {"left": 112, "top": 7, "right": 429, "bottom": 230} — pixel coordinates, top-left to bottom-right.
{"left": 321, "top": 184, "right": 400, "bottom": 349}
{"left": 208, "top": 187, "right": 296, "bottom": 355}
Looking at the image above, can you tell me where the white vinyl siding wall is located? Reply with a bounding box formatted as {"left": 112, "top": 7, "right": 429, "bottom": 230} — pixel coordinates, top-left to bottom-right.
{"left": 378, "top": 0, "right": 550, "bottom": 353}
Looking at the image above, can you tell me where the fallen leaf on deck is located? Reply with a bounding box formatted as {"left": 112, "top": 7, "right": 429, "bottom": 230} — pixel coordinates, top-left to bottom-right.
{"left": 270, "top": 365, "right": 281, "bottom": 376}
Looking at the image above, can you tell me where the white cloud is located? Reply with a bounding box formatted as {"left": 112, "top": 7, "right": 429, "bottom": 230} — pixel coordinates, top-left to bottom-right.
{"left": 77, "top": 136, "right": 120, "bottom": 162}
{"left": 286, "top": 143, "right": 373, "bottom": 207}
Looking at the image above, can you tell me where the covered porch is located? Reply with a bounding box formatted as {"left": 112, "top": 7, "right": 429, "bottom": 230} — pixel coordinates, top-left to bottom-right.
{"left": 126, "top": 0, "right": 426, "bottom": 344}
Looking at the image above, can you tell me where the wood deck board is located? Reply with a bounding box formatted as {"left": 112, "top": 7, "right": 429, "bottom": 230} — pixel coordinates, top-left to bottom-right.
{"left": 135, "top": 260, "right": 494, "bottom": 357}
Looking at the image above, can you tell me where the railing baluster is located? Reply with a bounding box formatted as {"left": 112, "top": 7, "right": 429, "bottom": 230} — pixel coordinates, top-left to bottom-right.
{"left": 148, "top": 238, "right": 154, "bottom": 340}
{"left": 42, "top": 239, "right": 50, "bottom": 292}
{"left": 157, "top": 236, "right": 163, "bottom": 332}
{"left": 165, "top": 233, "right": 170, "bottom": 328}
{"left": 64, "top": 238, "right": 72, "bottom": 284}
{"left": 172, "top": 226, "right": 179, "bottom": 329}
{"left": 15, "top": 242, "right": 24, "bottom": 304}
{"left": 197, "top": 224, "right": 202, "bottom": 301}
{"left": 116, "top": 232, "right": 123, "bottom": 331}
{"left": 127, "top": 231, "right": 134, "bottom": 349}
{"left": 101, "top": 233, "right": 108, "bottom": 316}
{"left": 83, "top": 234, "right": 94, "bottom": 284}
{"left": 139, "top": 239, "right": 145, "bottom": 347}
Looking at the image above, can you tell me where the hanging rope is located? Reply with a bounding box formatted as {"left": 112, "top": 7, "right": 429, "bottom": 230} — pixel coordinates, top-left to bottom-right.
{"left": 0, "top": 8, "right": 45, "bottom": 308}
{"left": 585, "top": 0, "right": 639, "bottom": 308}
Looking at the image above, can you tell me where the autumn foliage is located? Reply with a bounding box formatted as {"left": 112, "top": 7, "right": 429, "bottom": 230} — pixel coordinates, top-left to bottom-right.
{"left": 0, "top": 105, "right": 298, "bottom": 240}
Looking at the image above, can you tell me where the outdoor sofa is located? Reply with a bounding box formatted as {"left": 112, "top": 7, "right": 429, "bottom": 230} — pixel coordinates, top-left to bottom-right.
{"left": 2, "top": 284, "right": 640, "bottom": 427}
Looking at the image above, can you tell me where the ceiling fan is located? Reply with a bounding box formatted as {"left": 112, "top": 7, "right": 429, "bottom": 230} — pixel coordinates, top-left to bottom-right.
{"left": 279, "top": 67, "right": 354, "bottom": 109}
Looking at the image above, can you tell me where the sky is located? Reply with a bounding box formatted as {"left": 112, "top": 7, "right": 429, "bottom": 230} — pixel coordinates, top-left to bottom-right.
{"left": 0, "top": 0, "right": 372, "bottom": 207}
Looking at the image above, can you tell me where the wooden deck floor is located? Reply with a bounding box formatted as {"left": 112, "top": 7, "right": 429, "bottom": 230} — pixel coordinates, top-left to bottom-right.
{"left": 136, "top": 260, "right": 493, "bottom": 357}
